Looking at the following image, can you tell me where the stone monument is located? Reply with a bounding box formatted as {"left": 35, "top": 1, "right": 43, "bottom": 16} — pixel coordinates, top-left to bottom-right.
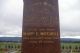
{"left": 22, "top": 0, "right": 60, "bottom": 53}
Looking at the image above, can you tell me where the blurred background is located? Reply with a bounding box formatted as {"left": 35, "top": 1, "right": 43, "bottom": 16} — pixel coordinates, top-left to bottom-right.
{"left": 0, "top": 0, "right": 80, "bottom": 53}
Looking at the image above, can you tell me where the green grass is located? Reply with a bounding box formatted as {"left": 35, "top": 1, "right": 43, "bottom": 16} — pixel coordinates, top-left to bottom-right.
{"left": 0, "top": 42, "right": 80, "bottom": 53}
{"left": 0, "top": 42, "right": 21, "bottom": 53}
{"left": 61, "top": 42, "right": 80, "bottom": 47}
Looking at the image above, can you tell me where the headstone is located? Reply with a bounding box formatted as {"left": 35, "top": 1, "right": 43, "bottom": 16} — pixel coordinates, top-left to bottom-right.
{"left": 22, "top": 0, "right": 60, "bottom": 53}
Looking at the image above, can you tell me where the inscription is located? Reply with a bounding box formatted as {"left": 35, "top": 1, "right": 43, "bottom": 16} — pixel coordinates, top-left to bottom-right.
{"left": 23, "top": 31, "right": 59, "bottom": 43}
{"left": 23, "top": 32, "right": 58, "bottom": 36}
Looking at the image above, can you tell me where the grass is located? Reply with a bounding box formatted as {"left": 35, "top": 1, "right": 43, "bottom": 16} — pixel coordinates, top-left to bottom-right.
{"left": 61, "top": 42, "right": 80, "bottom": 49}
{"left": 0, "top": 42, "right": 21, "bottom": 53}
{"left": 0, "top": 42, "right": 80, "bottom": 53}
